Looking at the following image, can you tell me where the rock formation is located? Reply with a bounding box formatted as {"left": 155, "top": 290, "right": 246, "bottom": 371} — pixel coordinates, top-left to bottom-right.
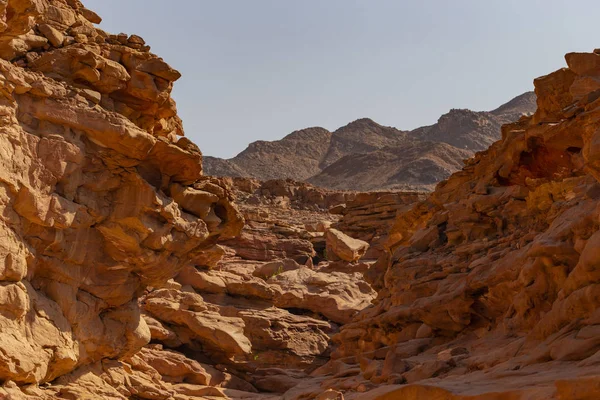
{"left": 1, "top": 1, "right": 599, "bottom": 399}
{"left": 134, "top": 177, "right": 378, "bottom": 396}
{"left": 0, "top": 0, "right": 247, "bottom": 397}
{"left": 284, "top": 50, "right": 600, "bottom": 399}
{"left": 333, "top": 191, "right": 426, "bottom": 263}
{"left": 205, "top": 93, "right": 537, "bottom": 191}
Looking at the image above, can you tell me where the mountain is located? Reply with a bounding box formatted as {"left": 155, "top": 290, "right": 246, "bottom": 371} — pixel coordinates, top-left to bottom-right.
{"left": 490, "top": 90, "right": 539, "bottom": 123}
{"left": 205, "top": 127, "right": 332, "bottom": 181}
{"left": 308, "top": 141, "right": 472, "bottom": 191}
{"left": 205, "top": 92, "right": 537, "bottom": 191}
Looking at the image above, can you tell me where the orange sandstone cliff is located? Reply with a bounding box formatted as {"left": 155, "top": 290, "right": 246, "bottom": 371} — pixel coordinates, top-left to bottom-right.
{"left": 1, "top": 1, "right": 600, "bottom": 400}
{"left": 289, "top": 50, "right": 600, "bottom": 399}
{"left": 0, "top": 0, "right": 247, "bottom": 397}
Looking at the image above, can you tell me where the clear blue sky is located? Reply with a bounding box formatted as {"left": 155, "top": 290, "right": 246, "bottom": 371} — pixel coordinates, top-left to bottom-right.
{"left": 86, "top": 0, "right": 600, "bottom": 158}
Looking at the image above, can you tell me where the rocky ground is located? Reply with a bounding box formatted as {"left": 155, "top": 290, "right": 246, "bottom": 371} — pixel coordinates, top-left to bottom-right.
{"left": 1, "top": 1, "right": 600, "bottom": 400}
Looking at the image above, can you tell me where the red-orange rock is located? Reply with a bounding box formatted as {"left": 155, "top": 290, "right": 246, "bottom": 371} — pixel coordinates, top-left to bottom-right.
{"left": 299, "top": 48, "right": 600, "bottom": 399}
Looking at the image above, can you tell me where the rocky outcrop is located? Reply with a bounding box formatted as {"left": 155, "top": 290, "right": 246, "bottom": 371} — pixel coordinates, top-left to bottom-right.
{"left": 325, "top": 229, "right": 369, "bottom": 262}
{"left": 333, "top": 191, "right": 425, "bottom": 259}
{"left": 132, "top": 176, "right": 378, "bottom": 395}
{"left": 0, "top": 2, "right": 381, "bottom": 398}
{"left": 286, "top": 49, "right": 600, "bottom": 399}
{"left": 0, "top": 1, "right": 389, "bottom": 399}
{"left": 4, "top": 1, "right": 598, "bottom": 399}
{"left": 205, "top": 93, "right": 537, "bottom": 191}
{"left": 0, "top": 0, "right": 245, "bottom": 396}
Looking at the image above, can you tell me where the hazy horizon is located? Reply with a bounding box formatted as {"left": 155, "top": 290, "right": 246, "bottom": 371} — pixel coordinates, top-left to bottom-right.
{"left": 86, "top": 0, "right": 600, "bottom": 158}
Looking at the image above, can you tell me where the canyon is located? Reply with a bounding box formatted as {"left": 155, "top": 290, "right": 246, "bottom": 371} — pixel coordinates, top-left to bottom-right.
{"left": 0, "top": 1, "right": 599, "bottom": 400}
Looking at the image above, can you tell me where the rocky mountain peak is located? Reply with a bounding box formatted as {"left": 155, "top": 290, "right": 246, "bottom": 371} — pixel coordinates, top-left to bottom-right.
{"left": 205, "top": 93, "right": 537, "bottom": 190}
{"left": 338, "top": 117, "right": 386, "bottom": 130}
{"left": 490, "top": 90, "right": 537, "bottom": 122}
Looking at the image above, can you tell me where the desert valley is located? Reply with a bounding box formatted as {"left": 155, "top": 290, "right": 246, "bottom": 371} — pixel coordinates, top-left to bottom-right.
{"left": 0, "top": 1, "right": 600, "bottom": 400}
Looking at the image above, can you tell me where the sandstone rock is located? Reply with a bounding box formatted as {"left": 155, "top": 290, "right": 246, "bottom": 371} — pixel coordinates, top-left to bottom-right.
{"left": 270, "top": 267, "right": 376, "bottom": 324}
{"left": 329, "top": 204, "right": 347, "bottom": 215}
{"left": 334, "top": 191, "right": 424, "bottom": 259}
{"left": 81, "top": 8, "right": 102, "bottom": 24}
{"left": 38, "top": 23, "right": 64, "bottom": 47}
{"left": 253, "top": 258, "right": 302, "bottom": 280}
{"left": 325, "top": 228, "right": 370, "bottom": 262}
{"left": 5, "top": 2, "right": 599, "bottom": 400}
{"left": 143, "top": 289, "right": 253, "bottom": 357}
{"left": 316, "top": 389, "right": 345, "bottom": 399}
{"left": 303, "top": 48, "right": 600, "bottom": 399}
{"left": 0, "top": 0, "right": 244, "bottom": 394}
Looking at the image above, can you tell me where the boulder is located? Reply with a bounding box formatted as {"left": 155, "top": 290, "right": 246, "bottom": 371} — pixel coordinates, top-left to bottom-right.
{"left": 325, "top": 228, "right": 370, "bottom": 262}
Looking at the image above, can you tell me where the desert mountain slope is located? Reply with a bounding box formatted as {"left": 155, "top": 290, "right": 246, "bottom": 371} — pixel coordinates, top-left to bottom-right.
{"left": 319, "top": 118, "right": 410, "bottom": 168}
{"left": 309, "top": 141, "right": 472, "bottom": 191}
{"left": 490, "top": 90, "right": 539, "bottom": 122}
{"left": 225, "top": 126, "right": 333, "bottom": 181}
{"left": 205, "top": 92, "right": 536, "bottom": 190}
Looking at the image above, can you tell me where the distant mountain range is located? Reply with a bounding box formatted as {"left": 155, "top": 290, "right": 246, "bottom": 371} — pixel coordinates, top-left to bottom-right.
{"left": 204, "top": 92, "right": 537, "bottom": 191}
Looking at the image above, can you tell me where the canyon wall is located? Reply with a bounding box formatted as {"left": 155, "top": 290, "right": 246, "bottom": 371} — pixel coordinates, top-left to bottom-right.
{"left": 0, "top": 0, "right": 245, "bottom": 393}
{"left": 0, "top": 5, "right": 381, "bottom": 398}
{"left": 1, "top": 1, "right": 600, "bottom": 400}
{"left": 288, "top": 50, "right": 600, "bottom": 399}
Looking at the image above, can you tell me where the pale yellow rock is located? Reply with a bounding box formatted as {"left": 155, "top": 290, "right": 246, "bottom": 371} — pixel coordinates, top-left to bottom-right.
{"left": 325, "top": 228, "right": 370, "bottom": 262}
{"left": 37, "top": 23, "right": 64, "bottom": 47}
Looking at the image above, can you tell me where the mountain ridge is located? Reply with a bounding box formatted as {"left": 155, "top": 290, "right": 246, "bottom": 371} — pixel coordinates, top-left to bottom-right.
{"left": 205, "top": 91, "right": 537, "bottom": 191}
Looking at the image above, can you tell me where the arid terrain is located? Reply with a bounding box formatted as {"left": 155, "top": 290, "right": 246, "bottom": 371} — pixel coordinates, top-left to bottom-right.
{"left": 204, "top": 92, "right": 536, "bottom": 191}
{"left": 0, "top": 1, "right": 600, "bottom": 400}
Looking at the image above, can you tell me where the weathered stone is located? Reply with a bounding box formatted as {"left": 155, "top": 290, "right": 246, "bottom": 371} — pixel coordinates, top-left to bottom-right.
{"left": 0, "top": 1, "right": 244, "bottom": 396}
{"left": 37, "top": 23, "right": 64, "bottom": 47}
{"left": 325, "top": 228, "right": 369, "bottom": 262}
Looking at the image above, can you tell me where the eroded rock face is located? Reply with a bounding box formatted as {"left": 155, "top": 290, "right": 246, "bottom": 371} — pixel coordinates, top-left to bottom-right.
{"left": 133, "top": 178, "right": 378, "bottom": 395}
{"left": 0, "top": 0, "right": 243, "bottom": 390}
{"left": 334, "top": 192, "right": 425, "bottom": 260}
{"left": 0, "top": 2, "right": 383, "bottom": 399}
{"left": 5, "top": 1, "right": 600, "bottom": 400}
{"left": 291, "top": 49, "right": 600, "bottom": 399}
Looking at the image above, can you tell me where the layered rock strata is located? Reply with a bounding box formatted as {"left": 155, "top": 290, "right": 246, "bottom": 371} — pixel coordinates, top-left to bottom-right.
{"left": 4, "top": 1, "right": 600, "bottom": 400}
{"left": 134, "top": 176, "right": 378, "bottom": 395}
{"left": 0, "top": 0, "right": 245, "bottom": 397}
{"left": 287, "top": 49, "right": 600, "bottom": 399}
{"left": 333, "top": 191, "right": 425, "bottom": 260}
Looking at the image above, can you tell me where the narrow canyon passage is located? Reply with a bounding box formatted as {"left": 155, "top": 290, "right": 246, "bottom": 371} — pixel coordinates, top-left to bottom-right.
{"left": 0, "top": 1, "right": 599, "bottom": 400}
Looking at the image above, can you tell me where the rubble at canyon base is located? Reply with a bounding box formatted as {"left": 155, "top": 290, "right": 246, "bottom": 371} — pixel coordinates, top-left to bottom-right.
{"left": 0, "top": 1, "right": 600, "bottom": 400}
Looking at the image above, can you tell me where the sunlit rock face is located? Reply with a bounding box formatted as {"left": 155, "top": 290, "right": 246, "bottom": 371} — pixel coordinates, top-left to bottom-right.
{"left": 0, "top": 0, "right": 243, "bottom": 387}
{"left": 3, "top": 1, "right": 600, "bottom": 400}
{"left": 0, "top": 3, "right": 377, "bottom": 398}
{"left": 286, "top": 49, "right": 600, "bottom": 399}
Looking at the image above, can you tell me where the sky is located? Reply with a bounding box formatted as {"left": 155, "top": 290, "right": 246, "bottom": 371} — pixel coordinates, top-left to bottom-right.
{"left": 86, "top": 0, "right": 600, "bottom": 158}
